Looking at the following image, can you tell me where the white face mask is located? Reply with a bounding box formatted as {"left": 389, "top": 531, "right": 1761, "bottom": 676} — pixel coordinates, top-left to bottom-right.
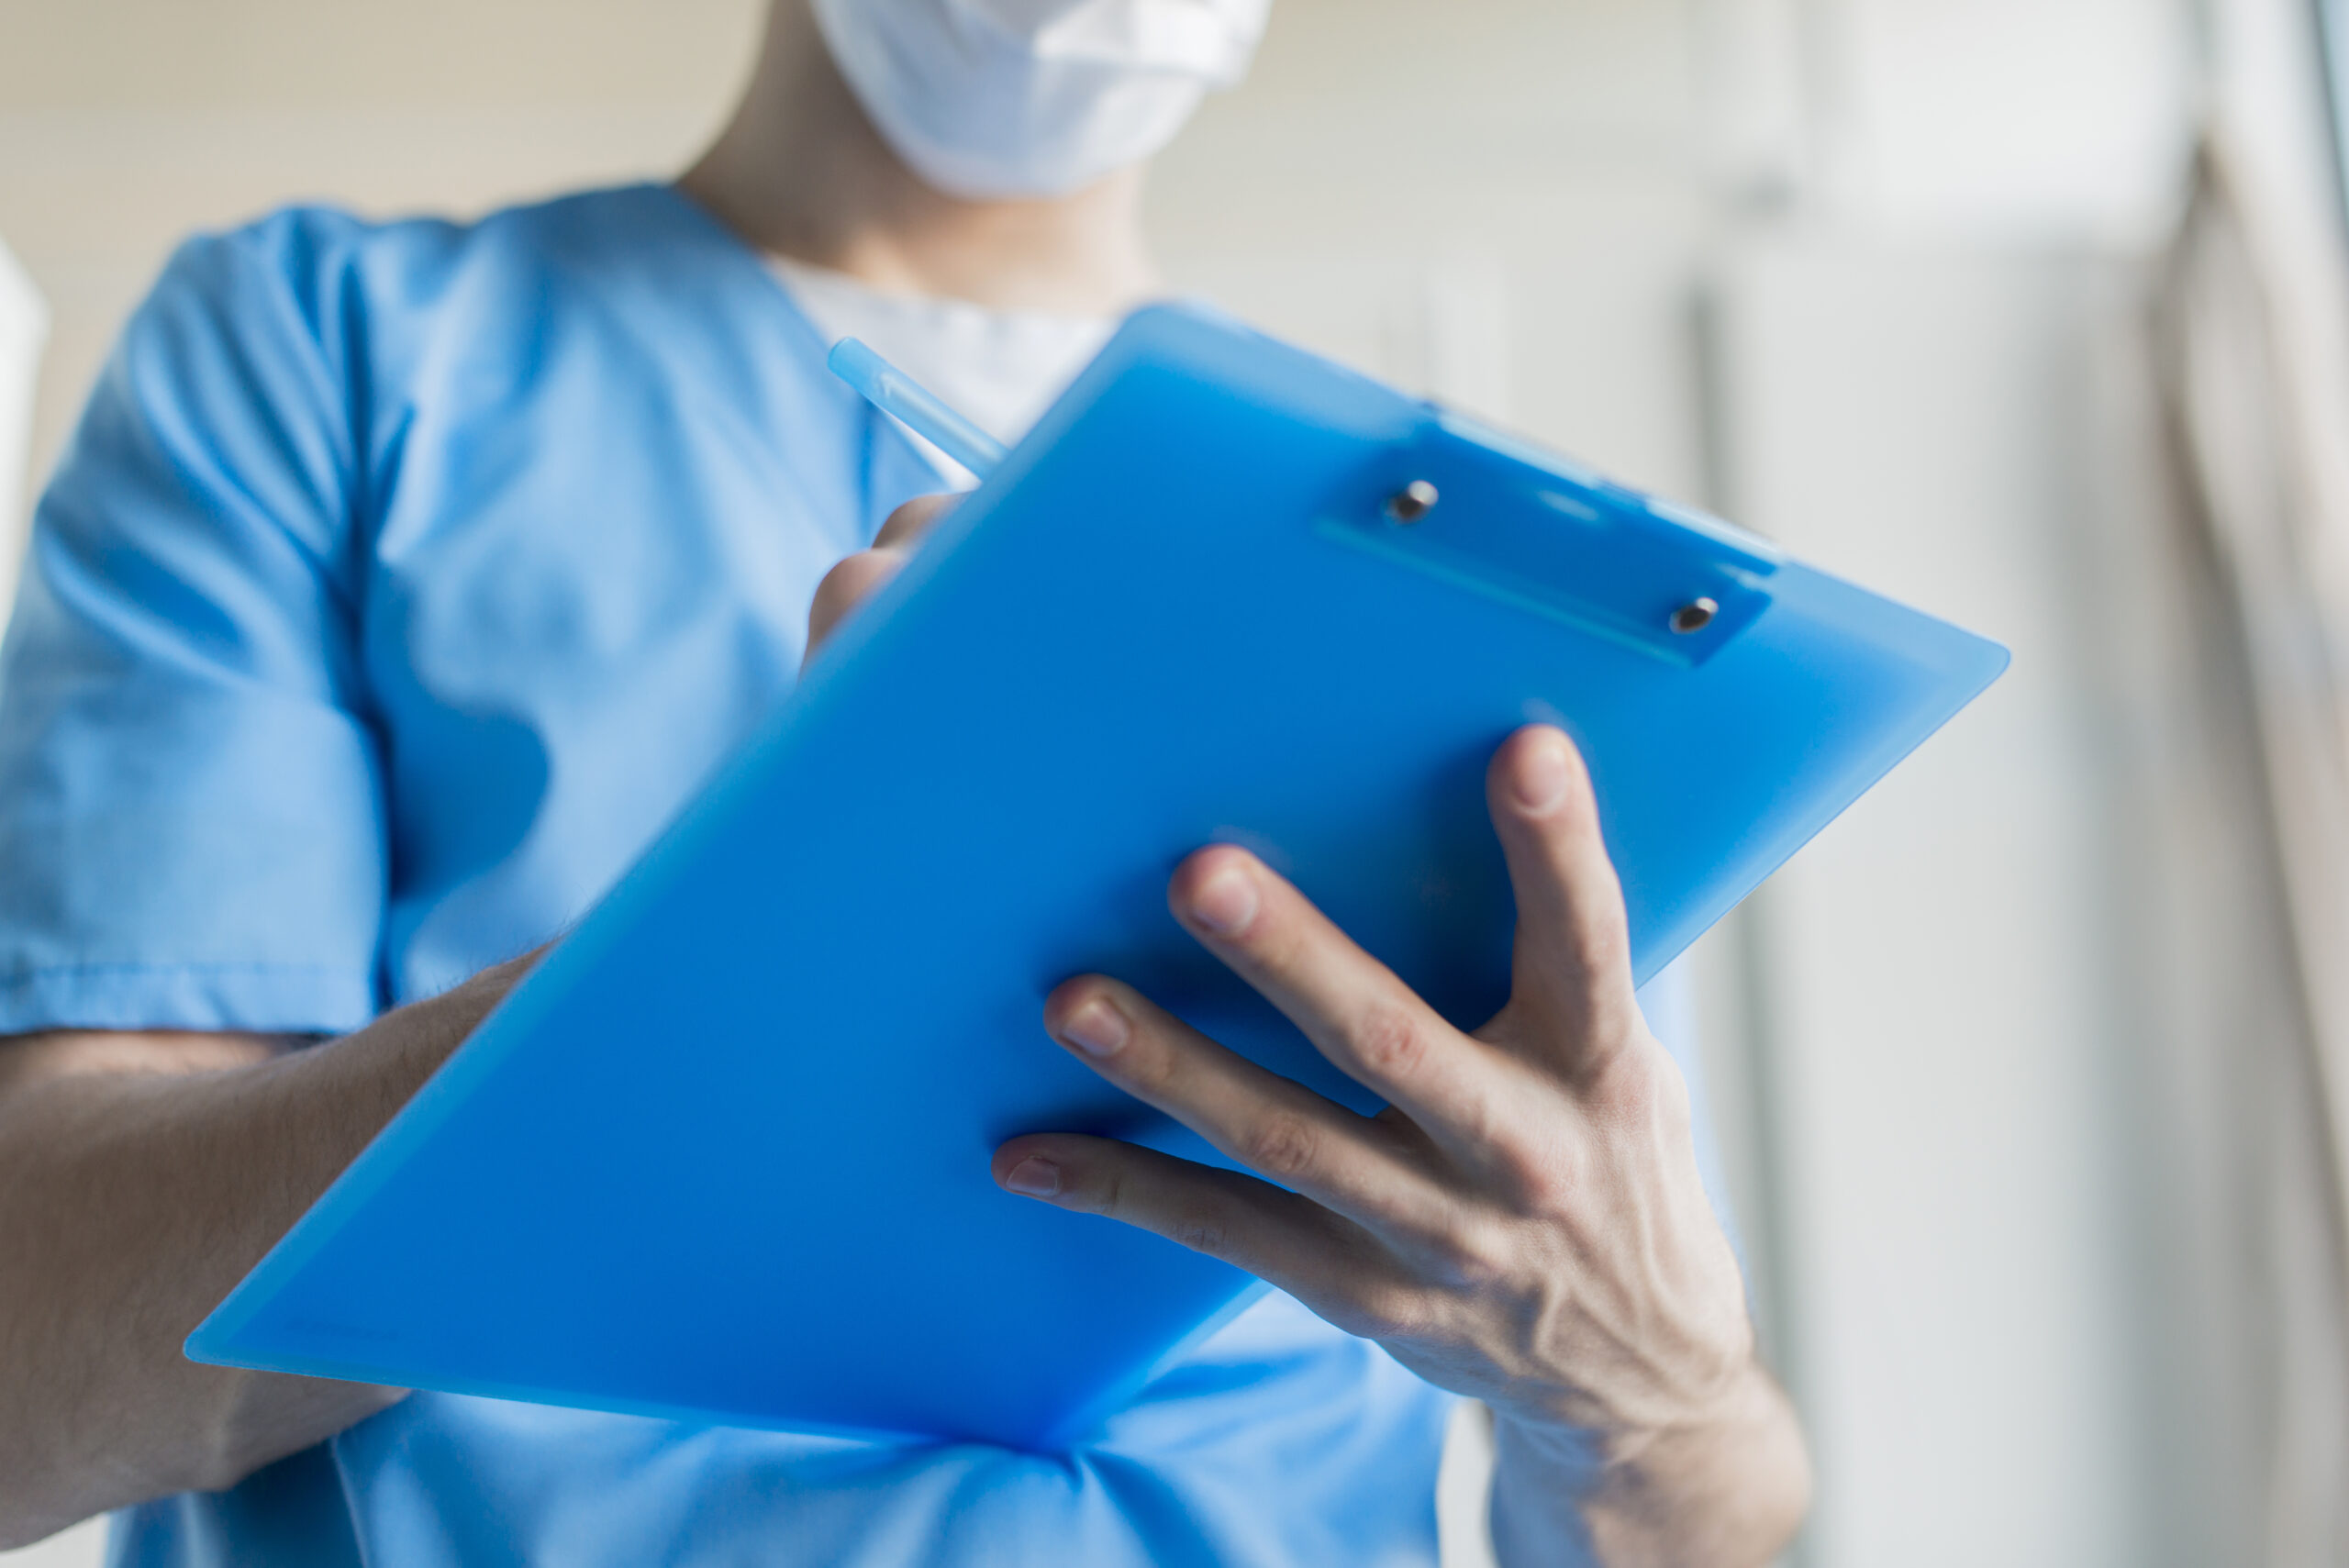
{"left": 810, "top": 0, "right": 1272, "bottom": 200}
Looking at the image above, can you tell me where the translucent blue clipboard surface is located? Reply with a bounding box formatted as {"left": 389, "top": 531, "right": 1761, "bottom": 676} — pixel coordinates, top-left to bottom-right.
{"left": 188, "top": 303, "right": 2007, "bottom": 1449}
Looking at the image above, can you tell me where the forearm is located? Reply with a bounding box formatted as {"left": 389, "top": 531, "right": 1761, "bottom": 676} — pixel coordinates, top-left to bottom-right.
{"left": 0, "top": 957, "right": 529, "bottom": 1546}
{"left": 1490, "top": 1365, "right": 1811, "bottom": 1568}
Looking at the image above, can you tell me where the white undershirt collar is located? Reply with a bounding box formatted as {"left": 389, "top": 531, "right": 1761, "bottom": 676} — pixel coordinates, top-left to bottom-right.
{"left": 770, "top": 255, "right": 1117, "bottom": 486}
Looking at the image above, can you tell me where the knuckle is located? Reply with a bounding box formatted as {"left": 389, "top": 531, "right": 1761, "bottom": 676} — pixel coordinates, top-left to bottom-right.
{"left": 1349, "top": 1002, "right": 1429, "bottom": 1084}
{"left": 1165, "top": 1207, "right": 1231, "bottom": 1258}
{"left": 1346, "top": 1282, "right": 1431, "bottom": 1342}
{"left": 1067, "top": 1164, "right": 1121, "bottom": 1218}
{"left": 1563, "top": 910, "right": 1631, "bottom": 981}
{"left": 1469, "top": 1093, "right": 1582, "bottom": 1208}
{"left": 1587, "top": 1036, "right": 1672, "bottom": 1128}
{"left": 1118, "top": 1034, "right": 1179, "bottom": 1098}
{"left": 1429, "top": 1215, "right": 1514, "bottom": 1289}
{"left": 1487, "top": 1132, "right": 1571, "bottom": 1210}
{"left": 1239, "top": 1109, "right": 1320, "bottom": 1182}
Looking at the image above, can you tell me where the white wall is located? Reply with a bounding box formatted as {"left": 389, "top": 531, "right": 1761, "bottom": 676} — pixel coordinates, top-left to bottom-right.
{"left": 1709, "top": 239, "right": 2165, "bottom": 1567}
{"left": 1152, "top": 0, "right": 1716, "bottom": 493}
{"left": 1693, "top": 2, "right": 2212, "bottom": 1562}
{"left": 0, "top": 0, "right": 766, "bottom": 502}
{"left": 0, "top": 239, "right": 42, "bottom": 623}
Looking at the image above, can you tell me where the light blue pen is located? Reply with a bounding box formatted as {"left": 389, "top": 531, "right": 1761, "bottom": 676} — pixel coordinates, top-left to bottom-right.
{"left": 828, "top": 338, "right": 1008, "bottom": 480}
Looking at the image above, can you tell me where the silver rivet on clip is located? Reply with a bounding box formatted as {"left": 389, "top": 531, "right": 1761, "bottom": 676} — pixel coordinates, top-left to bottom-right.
{"left": 1386, "top": 480, "right": 1440, "bottom": 524}
{"left": 1670, "top": 597, "right": 1720, "bottom": 635}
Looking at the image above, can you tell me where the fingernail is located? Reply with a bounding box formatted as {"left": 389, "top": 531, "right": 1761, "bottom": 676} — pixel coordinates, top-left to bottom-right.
{"left": 1188, "top": 865, "right": 1259, "bottom": 936}
{"left": 1062, "top": 997, "right": 1130, "bottom": 1058}
{"left": 1513, "top": 732, "right": 1573, "bottom": 814}
{"left": 1004, "top": 1157, "right": 1062, "bottom": 1197}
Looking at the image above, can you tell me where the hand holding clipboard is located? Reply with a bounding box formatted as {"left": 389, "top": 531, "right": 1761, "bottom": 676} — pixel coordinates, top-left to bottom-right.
{"left": 192, "top": 305, "right": 2004, "bottom": 1461}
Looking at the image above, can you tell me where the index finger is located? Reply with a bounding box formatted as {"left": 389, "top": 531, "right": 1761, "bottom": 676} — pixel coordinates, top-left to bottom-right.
{"left": 1167, "top": 846, "right": 1522, "bottom": 1165}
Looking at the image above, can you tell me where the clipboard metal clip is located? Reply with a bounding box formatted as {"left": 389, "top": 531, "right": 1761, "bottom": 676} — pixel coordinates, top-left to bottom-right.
{"left": 1319, "top": 411, "right": 1779, "bottom": 669}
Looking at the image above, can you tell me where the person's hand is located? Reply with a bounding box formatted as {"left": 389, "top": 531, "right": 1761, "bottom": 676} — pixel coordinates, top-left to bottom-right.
{"left": 805, "top": 494, "right": 959, "bottom": 662}
{"left": 991, "top": 726, "right": 1809, "bottom": 1562}
{"left": 799, "top": 495, "right": 1807, "bottom": 1558}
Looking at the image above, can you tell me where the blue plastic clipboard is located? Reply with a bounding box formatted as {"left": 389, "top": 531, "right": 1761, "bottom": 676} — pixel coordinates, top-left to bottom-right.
{"left": 187, "top": 303, "right": 2007, "bottom": 1449}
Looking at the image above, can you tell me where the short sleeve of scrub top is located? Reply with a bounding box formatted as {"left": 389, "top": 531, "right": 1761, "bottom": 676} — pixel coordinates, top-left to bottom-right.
{"left": 0, "top": 220, "right": 389, "bottom": 1033}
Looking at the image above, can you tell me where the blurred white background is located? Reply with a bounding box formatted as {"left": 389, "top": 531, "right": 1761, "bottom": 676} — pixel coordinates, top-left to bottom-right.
{"left": 6, "top": 0, "right": 2342, "bottom": 1564}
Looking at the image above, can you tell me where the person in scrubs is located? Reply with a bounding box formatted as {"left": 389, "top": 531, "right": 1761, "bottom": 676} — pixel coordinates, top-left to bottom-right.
{"left": 0, "top": 2, "right": 1810, "bottom": 1563}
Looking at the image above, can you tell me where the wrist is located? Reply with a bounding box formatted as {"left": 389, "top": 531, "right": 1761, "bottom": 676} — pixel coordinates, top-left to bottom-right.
{"left": 1491, "top": 1364, "right": 1810, "bottom": 1568}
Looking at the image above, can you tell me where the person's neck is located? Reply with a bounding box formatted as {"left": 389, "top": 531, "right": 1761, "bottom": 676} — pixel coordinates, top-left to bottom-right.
{"left": 678, "top": 0, "right": 1159, "bottom": 317}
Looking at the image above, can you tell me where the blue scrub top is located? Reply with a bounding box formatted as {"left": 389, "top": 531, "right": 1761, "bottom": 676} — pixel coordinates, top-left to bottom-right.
{"left": 0, "top": 183, "right": 1458, "bottom": 1568}
{"left": 0, "top": 183, "right": 1729, "bottom": 1566}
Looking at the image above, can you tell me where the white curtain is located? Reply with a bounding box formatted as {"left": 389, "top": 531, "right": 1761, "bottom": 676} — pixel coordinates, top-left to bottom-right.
{"left": 2146, "top": 100, "right": 2349, "bottom": 1567}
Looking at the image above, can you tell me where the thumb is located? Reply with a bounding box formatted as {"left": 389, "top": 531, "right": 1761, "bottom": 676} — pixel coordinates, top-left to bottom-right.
{"left": 804, "top": 494, "right": 962, "bottom": 662}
